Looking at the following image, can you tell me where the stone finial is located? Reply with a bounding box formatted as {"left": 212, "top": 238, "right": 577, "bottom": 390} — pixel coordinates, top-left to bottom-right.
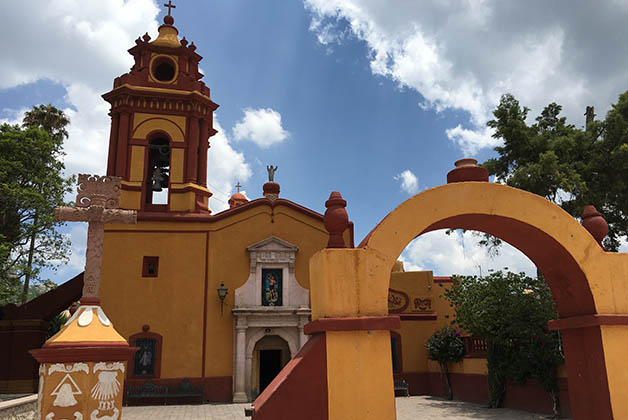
{"left": 446, "top": 158, "right": 489, "bottom": 183}
{"left": 324, "top": 191, "right": 349, "bottom": 248}
{"left": 581, "top": 205, "right": 608, "bottom": 248}
{"left": 263, "top": 182, "right": 280, "bottom": 201}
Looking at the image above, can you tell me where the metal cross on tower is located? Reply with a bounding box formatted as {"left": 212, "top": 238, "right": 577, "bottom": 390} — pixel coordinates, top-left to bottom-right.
{"left": 56, "top": 175, "right": 137, "bottom": 301}
{"left": 235, "top": 182, "right": 242, "bottom": 193}
{"left": 164, "top": 0, "right": 176, "bottom": 16}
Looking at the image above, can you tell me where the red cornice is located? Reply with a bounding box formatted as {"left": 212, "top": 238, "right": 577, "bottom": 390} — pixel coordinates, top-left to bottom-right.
{"left": 30, "top": 345, "right": 138, "bottom": 363}
{"left": 433, "top": 276, "right": 453, "bottom": 283}
{"left": 304, "top": 316, "right": 401, "bottom": 335}
{"left": 102, "top": 86, "right": 218, "bottom": 110}
{"left": 136, "top": 198, "right": 325, "bottom": 223}
{"left": 548, "top": 314, "right": 628, "bottom": 331}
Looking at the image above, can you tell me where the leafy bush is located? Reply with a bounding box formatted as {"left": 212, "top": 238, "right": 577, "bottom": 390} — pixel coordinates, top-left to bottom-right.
{"left": 426, "top": 325, "right": 466, "bottom": 400}
{"left": 442, "top": 270, "right": 563, "bottom": 415}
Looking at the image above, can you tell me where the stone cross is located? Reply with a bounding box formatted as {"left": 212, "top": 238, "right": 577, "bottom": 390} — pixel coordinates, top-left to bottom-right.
{"left": 56, "top": 175, "right": 137, "bottom": 300}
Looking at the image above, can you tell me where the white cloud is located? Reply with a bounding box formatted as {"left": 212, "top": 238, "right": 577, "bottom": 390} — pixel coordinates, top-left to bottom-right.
{"left": 401, "top": 230, "right": 536, "bottom": 277}
{"left": 394, "top": 169, "right": 419, "bottom": 194}
{"left": 233, "top": 108, "right": 289, "bottom": 148}
{"left": 304, "top": 1, "right": 628, "bottom": 154}
{"left": 207, "top": 119, "right": 253, "bottom": 213}
{"left": 1, "top": 0, "right": 161, "bottom": 177}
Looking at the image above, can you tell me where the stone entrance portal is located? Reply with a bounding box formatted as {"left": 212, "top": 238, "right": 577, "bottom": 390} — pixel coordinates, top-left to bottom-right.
{"left": 232, "top": 236, "right": 311, "bottom": 402}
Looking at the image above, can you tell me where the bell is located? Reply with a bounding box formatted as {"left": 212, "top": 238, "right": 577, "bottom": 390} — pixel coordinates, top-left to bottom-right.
{"left": 151, "top": 167, "right": 164, "bottom": 192}
{"left": 151, "top": 178, "right": 162, "bottom": 192}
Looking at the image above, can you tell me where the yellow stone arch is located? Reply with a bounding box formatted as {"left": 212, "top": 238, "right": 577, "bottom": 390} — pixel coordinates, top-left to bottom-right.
{"left": 307, "top": 181, "right": 628, "bottom": 420}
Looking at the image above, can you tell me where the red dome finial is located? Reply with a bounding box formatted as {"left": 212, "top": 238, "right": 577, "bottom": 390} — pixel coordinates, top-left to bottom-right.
{"left": 446, "top": 158, "right": 489, "bottom": 183}
{"left": 581, "top": 205, "right": 608, "bottom": 249}
{"left": 324, "top": 191, "right": 349, "bottom": 248}
{"left": 229, "top": 183, "right": 249, "bottom": 208}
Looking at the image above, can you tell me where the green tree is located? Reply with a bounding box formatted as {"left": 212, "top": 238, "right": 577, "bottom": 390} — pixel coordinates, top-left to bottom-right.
{"left": 483, "top": 91, "right": 628, "bottom": 251}
{"left": 442, "top": 271, "right": 563, "bottom": 415}
{"left": 426, "top": 325, "right": 466, "bottom": 400}
{"left": 0, "top": 104, "right": 74, "bottom": 304}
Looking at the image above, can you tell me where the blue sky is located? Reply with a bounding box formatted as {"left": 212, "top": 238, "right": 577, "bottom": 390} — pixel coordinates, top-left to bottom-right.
{"left": 3, "top": 0, "right": 628, "bottom": 283}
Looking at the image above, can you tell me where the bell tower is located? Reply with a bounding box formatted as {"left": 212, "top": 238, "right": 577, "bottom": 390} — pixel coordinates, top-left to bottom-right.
{"left": 102, "top": 4, "right": 218, "bottom": 213}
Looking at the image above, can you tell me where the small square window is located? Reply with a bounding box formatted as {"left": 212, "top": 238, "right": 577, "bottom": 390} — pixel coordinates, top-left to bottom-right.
{"left": 142, "top": 256, "right": 159, "bottom": 277}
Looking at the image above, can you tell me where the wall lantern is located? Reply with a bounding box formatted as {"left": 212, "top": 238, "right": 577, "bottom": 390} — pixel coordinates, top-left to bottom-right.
{"left": 217, "top": 282, "right": 228, "bottom": 316}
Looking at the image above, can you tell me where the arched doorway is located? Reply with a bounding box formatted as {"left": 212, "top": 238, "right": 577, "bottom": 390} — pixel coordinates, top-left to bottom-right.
{"left": 251, "top": 335, "right": 291, "bottom": 398}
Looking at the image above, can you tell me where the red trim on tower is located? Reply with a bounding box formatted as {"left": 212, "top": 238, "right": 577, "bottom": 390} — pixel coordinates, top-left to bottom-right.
{"left": 115, "top": 112, "right": 130, "bottom": 177}
{"left": 201, "top": 231, "right": 209, "bottom": 378}
{"left": 107, "top": 112, "right": 120, "bottom": 176}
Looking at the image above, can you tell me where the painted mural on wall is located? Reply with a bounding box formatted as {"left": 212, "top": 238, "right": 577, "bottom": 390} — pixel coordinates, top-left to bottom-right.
{"left": 133, "top": 338, "right": 156, "bottom": 376}
{"left": 262, "top": 269, "right": 282, "bottom": 306}
{"left": 388, "top": 288, "right": 432, "bottom": 313}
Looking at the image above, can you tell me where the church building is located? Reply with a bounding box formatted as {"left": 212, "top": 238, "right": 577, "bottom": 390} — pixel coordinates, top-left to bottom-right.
{"left": 97, "top": 11, "right": 353, "bottom": 403}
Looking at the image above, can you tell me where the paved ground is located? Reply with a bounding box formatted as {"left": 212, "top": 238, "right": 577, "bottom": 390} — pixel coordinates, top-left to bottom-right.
{"left": 122, "top": 396, "right": 561, "bottom": 419}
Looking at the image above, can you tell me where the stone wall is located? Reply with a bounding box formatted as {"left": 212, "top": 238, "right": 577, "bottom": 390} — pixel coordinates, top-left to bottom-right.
{"left": 0, "top": 394, "right": 37, "bottom": 420}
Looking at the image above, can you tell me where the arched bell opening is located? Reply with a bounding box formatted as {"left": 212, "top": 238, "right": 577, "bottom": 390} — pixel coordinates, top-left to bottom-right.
{"left": 144, "top": 132, "right": 171, "bottom": 210}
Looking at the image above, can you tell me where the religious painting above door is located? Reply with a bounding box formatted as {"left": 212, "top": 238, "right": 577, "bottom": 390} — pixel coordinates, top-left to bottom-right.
{"left": 261, "top": 269, "right": 282, "bottom": 306}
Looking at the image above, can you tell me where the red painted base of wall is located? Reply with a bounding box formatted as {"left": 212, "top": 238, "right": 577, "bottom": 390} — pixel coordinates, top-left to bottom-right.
{"left": 123, "top": 376, "right": 232, "bottom": 405}
{"left": 400, "top": 371, "right": 571, "bottom": 419}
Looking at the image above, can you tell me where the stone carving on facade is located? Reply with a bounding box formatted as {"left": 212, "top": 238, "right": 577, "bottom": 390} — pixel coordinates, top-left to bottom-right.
{"left": 91, "top": 370, "right": 120, "bottom": 411}
{"left": 248, "top": 237, "right": 297, "bottom": 274}
{"left": 93, "top": 362, "right": 125, "bottom": 373}
{"left": 232, "top": 236, "right": 311, "bottom": 402}
{"left": 51, "top": 374, "right": 82, "bottom": 407}
{"left": 49, "top": 363, "right": 89, "bottom": 375}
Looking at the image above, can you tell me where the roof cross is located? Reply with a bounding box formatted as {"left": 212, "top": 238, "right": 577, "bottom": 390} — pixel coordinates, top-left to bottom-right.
{"left": 163, "top": 0, "right": 176, "bottom": 16}
{"left": 235, "top": 182, "right": 242, "bottom": 193}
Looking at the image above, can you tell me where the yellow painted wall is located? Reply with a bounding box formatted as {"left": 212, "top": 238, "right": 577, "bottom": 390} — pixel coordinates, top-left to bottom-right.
{"left": 326, "top": 330, "right": 396, "bottom": 420}
{"left": 101, "top": 231, "right": 207, "bottom": 378}
{"left": 132, "top": 113, "right": 186, "bottom": 142}
{"left": 129, "top": 146, "right": 145, "bottom": 182}
{"left": 100, "top": 201, "right": 344, "bottom": 380}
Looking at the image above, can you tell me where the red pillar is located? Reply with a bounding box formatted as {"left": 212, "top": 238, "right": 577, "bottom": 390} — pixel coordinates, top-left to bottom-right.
{"left": 106, "top": 112, "right": 119, "bottom": 176}
{"left": 187, "top": 116, "right": 199, "bottom": 183}
{"left": 198, "top": 119, "right": 209, "bottom": 186}
{"left": 115, "top": 112, "right": 130, "bottom": 178}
